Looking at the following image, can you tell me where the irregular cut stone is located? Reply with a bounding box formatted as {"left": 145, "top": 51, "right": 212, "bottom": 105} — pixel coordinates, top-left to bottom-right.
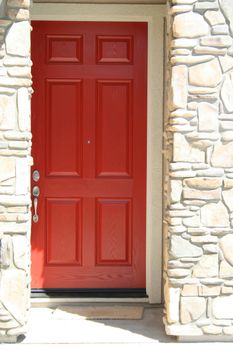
{"left": 191, "top": 236, "right": 218, "bottom": 244}
{"left": 224, "top": 326, "right": 233, "bottom": 335}
{"left": 203, "top": 244, "right": 218, "bottom": 254}
{"left": 16, "top": 158, "right": 29, "bottom": 195}
{"left": 202, "top": 325, "right": 222, "bottom": 335}
{"left": 213, "top": 295, "right": 233, "bottom": 319}
{"left": 171, "top": 55, "right": 213, "bottom": 65}
{"left": 181, "top": 285, "right": 198, "bottom": 297}
{"left": 183, "top": 188, "right": 221, "bottom": 201}
{"left": 198, "top": 102, "right": 218, "bottom": 132}
{"left": 211, "top": 141, "right": 233, "bottom": 168}
{"left": 219, "top": 56, "right": 233, "bottom": 73}
{"left": 200, "top": 35, "right": 232, "bottom": 48}
{"left": 173, "top": 133, "right": 204, "bottom": 163}
{"left": 0, "top": 94, "right": 17, "bottom": 130}
{"left": 171, "top": 38, "right": 198, "bottom": 48}
{"left": 171, "top": 65, "right": 187, "bottom": 109}
{"left": 165, "top": 285, "right": 180, "bottom": 324}
{"left": 221, "top": 72, "right": 233, "bottom": 112}
{"left": 198, "top": 285, "right": 220, "bottom": 296}
{"left": 220, "top": 235, "right": 233, "bottom": 266}
{"left": 220, "top": 260, "right": 233, "bottom": 278}
{"left": 224, "top": 179, "right": 233, "bottom": 189}
{"left": 170, "top": 235, "right": 203, "bottom": 258}
{"left": 219, "top": 0, "right": 233, "bottom": 36}
{"left": 180, "top": 297, "right": 206, "bottom": 324}
{"left": 212, "top": 25, "right": 229, "bottom": 35}
{"left": 192, "top": 254, "right": 219, "bottom": 278}
{"left": 201, "top": 202, "right": 229, "bottom": 227}
{"left": 223, "top": 188, "right": 233, "bottom": 212}
{"left": 189, "top": 59, "right": 222, "bottom": 88}
{"left": 12, "top": 236, "right": 27, "bottom": 270}
{"left": 220, "top": 121, "right": 233, "bottom": 130}
{"left": 183, "top": 215, "right": 200, "bottom": 227}
{"left": 171, "top": 5, "right": 193, "bottom": 14}
{"left": 0, "top": 158, "right": 15, "bottom": 184}
{"left": 168, "top": 269, "right": 190, "bottom": 277}
{"left": 5, "top": 21, "right": 30, "bottom": 57}
{"left": 194, "top": 45, "right": 227, "bottom": 55}
{"left": 173, "top": 12, "right": 209, "bottom": 38}
{"left": 184, "top": 177, "right": 221, "bottom": 190}
{"left": 204, "top": 10, "right": 225, "bottom": 26}
{"left": 165, "top": 324, "right": 203, "bottom": 336}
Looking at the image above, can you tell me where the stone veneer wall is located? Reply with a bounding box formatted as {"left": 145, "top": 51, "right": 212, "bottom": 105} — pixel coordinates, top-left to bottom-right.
{"left": 164, "top": 0, "right": 233, "bottom": 338}
{"left": 0, "top": 0, "right": 32, "bottom": 343}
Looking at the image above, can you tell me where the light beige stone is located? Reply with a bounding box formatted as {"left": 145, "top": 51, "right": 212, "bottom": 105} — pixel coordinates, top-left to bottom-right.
{"left": 15, "top": 158, "right": 29, "bottom": 196}
{"left": 166, "top": 286, "right": 180, "bottom": 324}
{"left": 170, "top": 235, "right": 203, "bottom": 258}
{"left": 220, "top": 235, "right": 233, "bottom": 266}
{"left": 183, "top": 215, "right": 200, "bottom": 227}
{"left": 173, "top": 133, "right": 204, "bottom": 163}
{"left": 17, "top": 88, "right": 30, "bottom": 132}
{"left": 212, "top": 25, "right": 229, "bottom": 35}
{"left": 224, "top": 326, "right": 233, "bottom": 335}
{"left": 8, "top": 67, "right": 31, "bottom": 78}
{"left": 12, "top": 236, "right": 27, "bottom": 270}
{"left": 0, "top": 94, "right": 17, "bottom": 130}
{"left": 219, "top": 0, "right": 233, "bottom": 36}
{"left": 0, "top": 158, "right": 15, "bottom": 184}
{"left": 219, "top": 55, "right": 233, "bottom": 72}
{"left": 213, "top": 295, "right": 233, "bottom": 319}
{"left": 183, "top": 188, "right": 221, "bottom": 201}
{"left": 191, "top": 236, "right": 218, "bottom": 244}
{"left": 181, "top": 284, "right": 199, "bottom": 297}
{"left": 220, "top": 121, "right": 233, "bottom": 130}
{"left": 170, "top": 180, "right": 182, "bottom": 203}
{"left": 7, "top": 0, "right": 30, "bottom": 8}
{"left": 180, "top": 297, "right": 206, "bottom": 324}
{"left": 5, "top": 21, "right": 30, "bottom": 57}
{"left": 204, "top": 10, "right": 225, "bottom": 26}
{"left": 192, "top": 254, "right": 219, "bottom": 278}
{"left": 7, "top": 9, "right": 29, "bottom": 21}
{"left": 171, "top": 38, "right": 198, "bottom": 48}
{"left": 220, "top": 261, "right": 233, "bottom": 278}
{"left": 201, "top": 202, "right": 229, "bottom": 227}
{"left": 200, "top": 35, "right": 232, "bottom": 48}
{"left": 171, "top": 55, "right": 213, "bottom": 65}
{"left": 170, "top": 5, "right": 193, "bottom": 14}
{"left": 165, "top": 324, "right": 203, "bottom": 336}
{"left": 202, "top": 325, "right": 222, "bottom": 335}
{"left": 221, "top": 72, "right": 233, "bottom": 112}
{"left": 184, "top": 177, "right": 221, "bottom": 190}
{"left": 173, "top": 12, "right": 209, "bottom": 38}
{"left": 222, "top": 188, "right": 233, "bottom": 212}
{"left": 198, "top": 102, "right": 218, "bottom": 132}
{"left": 189, "top": 59, "right": 222, "bottom": 88}
{"left": 224, "top": 179, "right": 233, "bottom": 189}
{"left": 171, "top": 65, "right": 187, "bottom": 109}
{"left": 198, "top": 285, "right": 220, "bottom": 296}
{"left": 194, "top": 45, "right": 227, "bottom": 55}
{"left": 211, "top": 142, "right": 233, "bottom": 168}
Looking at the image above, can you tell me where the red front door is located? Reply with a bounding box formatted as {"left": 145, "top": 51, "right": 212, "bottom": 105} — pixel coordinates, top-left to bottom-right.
{"left": 31, "top": 21, "right": 147, "bottom": 289}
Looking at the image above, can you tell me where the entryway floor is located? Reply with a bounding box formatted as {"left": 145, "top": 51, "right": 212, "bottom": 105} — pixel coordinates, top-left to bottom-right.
{"left": 2, "top": 304, "right": 233, "bottom": 349}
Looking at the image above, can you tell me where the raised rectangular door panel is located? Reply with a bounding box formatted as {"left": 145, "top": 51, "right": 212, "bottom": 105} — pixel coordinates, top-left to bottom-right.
{"left": 31, "top": 21, "right": 147, "bottom": 289}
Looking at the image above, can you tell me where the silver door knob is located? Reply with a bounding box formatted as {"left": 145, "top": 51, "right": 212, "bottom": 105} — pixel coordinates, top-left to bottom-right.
{"left": 32, "top": 186, "right": 40, "bottom": 223}
{"left": 32, "top": 170, "right": 40, "bottom": 182}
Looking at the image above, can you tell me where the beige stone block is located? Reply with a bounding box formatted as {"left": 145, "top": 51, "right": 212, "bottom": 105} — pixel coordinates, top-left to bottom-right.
{"left": 183, "top": 188, "right": 221, "bottom": 201}
{"left": 201, "top": 202, "right": 229, "bottom": 227}
{"left": 219, "top": 56, "right": 233, "bottom": 72}
{"left": 192, "top": 254, "right": 218, "bottom": 278}
{"left": 194, "top": 45, "right": 227, "bottom": 55}
{"left": 200, "top": 35, "right": 232, "bottom": 48}
{"left": 191, "top": 236, "right": 218, "bottom": 244}
{"left": 204, "top": 10, "right": 225, "bottom": 26}
{"left": 184, "top": 177, "right": 221, "bottom": 190}
{"left": 211, "top": 141, "right": 233, "bottom": 168}
{"left": 171, "top": 55, "right": 213, "bottom": 65}
{"left": 8, "top": 66, "right": 31, "bottom": 78}
{"left": 198, "top": 285, "right": 220, "bottom": 296}
{"left": 198, "top": 102, "right": 218, "bottom": 132}
{"left": 173, "top": 133, "right": 204, "bottom": 163}
{"left": 165, "top": 324, "right": 203, "bottom": 336}
{"left": 170, "top": 235, "right": 203, "bottom": 258}
{"left": 202, "top": 325, "right": 222, "bottom": 335}
{"left": 181, "top": 284, "right": 199, "bottom": 297}
{"left": 220, "top": 235, "right": 233, "bottom": 267}
{"left": 0, "top": 157, "right": 15, "bottom": 184}
{"left": 17, "top": 88, "right": 30, "bottom": 132}
{"left": 224, "top": 326, "right": 233, "bottom": 335}
{"left": 173, "top": 12, "right": 209, "bottom": 38}
{"left": 180, "top": 297, "right": 206, "bottom": 324}
{"left": 213, "top": 295, "right": 233, "bottom": 319}
{"left": 12, "top": 235, "right": 27, "bottom": 270}
{"left": 166, "top": 286, "right": 180, "bottom": 323}
{"left": 219, "top": 0, "right": 233, "bottom": 36}
{"left": 170, "top": 180, "right": 182, "bottom": 203}
{"left": 221, "top": 73, "right": 233, "bottom": 112}
{"left": 171, "top": 65, "right": 187, "bottom": 109}
{"left": 6, "top": 21, "right": 30, "bottom": 57}
{"left": 16, "top": 158, "right": 30, "bottom": 195}
{"left": 0, "top": 94, "right": 17, "bottom": 130}
{"left": 222, "top": 286, "right": 233, "bottom": 294}
{"left": 223, "top": 188, "right": 233, "bottom": 212}
{"left": 183, "top": 214, "right": 200, "bottom": 227}
{"left": 171, "top": 38, "right": 198, "bottom": 48}
{"left": 189, "top": 59, "right": 222, "bottom": 88}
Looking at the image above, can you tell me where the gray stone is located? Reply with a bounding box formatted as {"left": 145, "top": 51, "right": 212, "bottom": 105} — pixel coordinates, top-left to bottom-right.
{"left": 170, "top": 235, "right": 203, "bottom": 258}
{"left": 213, "top": 295, "right": 233, "bottom": 319}
{"left": 211, "top": 141, "right": 233, "bottom": 168}
{"left": 221, "top": 72, "right": 233, "bottom": 112}
{"left": 200, "top": 35, "right": 232, "bottom": 48}
{"left": 171, "top": 65, "right": 188, "bottom": 109}
{"left": 189, "top": 59, "right": 222, "bottom": 88}
{"left": 192, "top": 254, "right": 219, "bottom": 278}
{"left": 198, "top": 102, "right": 218, "bottom": 132}
{"left": 173, "top": 12, "right": 209, "bottom": 38}
{"left": 201, "top": 202, "right": 229, "bottom": 227}
{"left": 180, "top": 297, "right": 206, "bottom": 324}
{"left": 5, "top": 21, "right": 30, "bottom": 57}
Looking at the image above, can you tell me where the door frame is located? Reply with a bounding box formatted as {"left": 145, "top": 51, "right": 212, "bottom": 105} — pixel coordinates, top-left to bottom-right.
{"left": 31, "top": 2, "right": 165, "bottom": 303}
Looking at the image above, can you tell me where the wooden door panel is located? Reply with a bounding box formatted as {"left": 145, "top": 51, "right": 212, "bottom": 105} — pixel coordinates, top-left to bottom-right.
{"left": 96, "top": 198, "right": 132, "bottom": 265}
{"left": 31, "top": 21, "right": 147, "bottom": 289}
{"left": 46, "top": 79, "right": 83, "bottom": 177}
{"left": 46, "top": 198, "right": 82, "bottom": 266}
{"left": 96, "top": 80, "right": 132, "bottom": 178}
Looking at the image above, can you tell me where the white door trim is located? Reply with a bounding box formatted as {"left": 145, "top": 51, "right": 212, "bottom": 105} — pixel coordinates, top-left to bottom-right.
{"left": 31, "top": 2, "right": 165, "bottom": 303}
